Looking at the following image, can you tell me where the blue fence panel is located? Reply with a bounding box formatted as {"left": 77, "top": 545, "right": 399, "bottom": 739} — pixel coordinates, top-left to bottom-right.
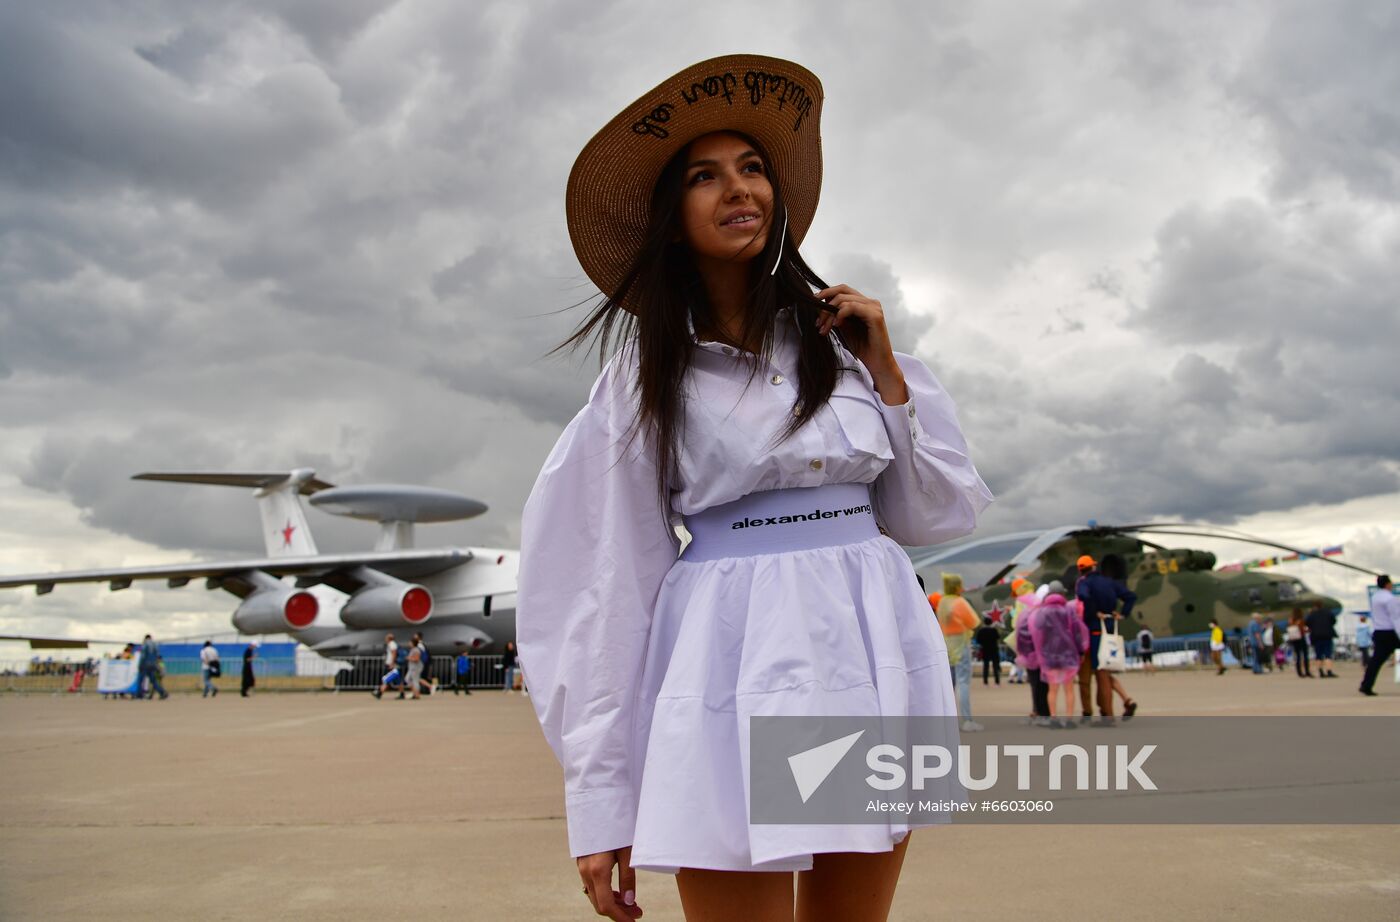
{"left": 157, "top": 643, "right": 299, "bottom": 676}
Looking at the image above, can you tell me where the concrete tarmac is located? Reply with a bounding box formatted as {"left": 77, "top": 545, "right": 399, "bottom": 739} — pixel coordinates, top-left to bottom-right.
{"left": 3, "top": 665, "right": 1399, "bottom": 920}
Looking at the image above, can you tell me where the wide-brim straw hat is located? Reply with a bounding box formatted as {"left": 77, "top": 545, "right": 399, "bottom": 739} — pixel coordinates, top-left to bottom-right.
{"left": 566, "top": 54, "right": 824, "bottom": 312}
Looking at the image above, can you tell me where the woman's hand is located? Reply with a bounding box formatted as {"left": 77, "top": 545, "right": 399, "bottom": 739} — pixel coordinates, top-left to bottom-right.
{"left": 815, "top": 284, "right": 909, "bottom": 406}
{"left": 577, "top": 847, "right": 643, "bottom": 920}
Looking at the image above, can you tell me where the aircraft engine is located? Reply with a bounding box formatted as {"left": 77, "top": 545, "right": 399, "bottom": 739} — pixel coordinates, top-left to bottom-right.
{"left": 231, "top": 588, "right": 320, "bottom": 633}
{"left": 340, "top": 570, "right": 433, "bottom": 629}
{"left": 1183, "top": 550, "right": 1217, "bottom": 571}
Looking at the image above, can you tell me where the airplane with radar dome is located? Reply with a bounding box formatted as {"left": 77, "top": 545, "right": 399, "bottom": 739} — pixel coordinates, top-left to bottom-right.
{"left": 0, "top": 470, "right": 518, "bottom": 657}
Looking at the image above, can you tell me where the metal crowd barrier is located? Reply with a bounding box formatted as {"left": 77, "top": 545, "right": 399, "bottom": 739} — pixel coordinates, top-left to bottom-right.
{"left": 967, "top": 633, "right": 1373, "bottom": 673}
{"left": 971, "top": 638, "right": 1212, "bottom": 674}
{"left": 324, "top": 655, "right": 512, "bottom": 692}
{"left": 0, "top": 659, "right": 97, "bottom": 694}
{"left": 2, "top": 657, "right": 317, "bottom": 694}
{"left": 0, "top": 655, "right": 526, "bottom": 694}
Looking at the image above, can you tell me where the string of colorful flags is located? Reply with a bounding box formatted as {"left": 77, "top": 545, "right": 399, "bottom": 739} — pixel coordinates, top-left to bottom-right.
{"left": 1216, "top": 546, "right": 1343, "bottom": 573}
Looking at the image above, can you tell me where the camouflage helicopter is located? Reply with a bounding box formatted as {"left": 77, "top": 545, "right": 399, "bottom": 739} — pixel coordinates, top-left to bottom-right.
{"left": 907, "top": 523, "right": 1379, "bottom": 638}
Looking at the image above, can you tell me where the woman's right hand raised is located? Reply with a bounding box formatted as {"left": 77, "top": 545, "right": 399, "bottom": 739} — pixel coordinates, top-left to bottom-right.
{"left": 577, "top": 846, "right": 642, "bottom": 920}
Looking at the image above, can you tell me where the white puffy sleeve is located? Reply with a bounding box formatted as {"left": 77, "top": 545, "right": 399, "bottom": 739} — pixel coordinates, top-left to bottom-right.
{"left": 516, "top": 344, "right": 679, "bottom": 858}
{"left": 870, "top": 351, "right": 994, "bottom": 546}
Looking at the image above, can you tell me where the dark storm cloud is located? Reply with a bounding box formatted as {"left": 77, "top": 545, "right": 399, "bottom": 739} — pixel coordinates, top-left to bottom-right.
{"left": 1137, "top": 199, "right": 1400, "bottom": 348}
{"left": 1130, "top": 196, "right": 1400, "bottom": 470}
{"left": 2, "top": 0, "right": 1398, "bottom": 610}
{"left": 0, "top": 5, "right": 351, "bottom": 209}
{"left": 1231, "top": 0, "right": 1400, "bottom": 202}
{"left": 1171, "top": 354, "right": 1237, "bottom": 408}
{"left": 421, "top": 238, "right": 603, "bottom": 428}
{"left": 825, "top": 253, "right": 935, "bottom": 355}
{"left": 13, "top": 411, "right": 527, "bottom": 560}
{"left": 265, "top": 0, "right": 398, "bottom": 60}
{"left": 939, "top": 177, "right": 1400, "bottom": 527}
{"left": 20, "top": 426, "right": 333, "bottom": 556}
{"left": 134, "top": 25, "right": 226, "bottom": 81}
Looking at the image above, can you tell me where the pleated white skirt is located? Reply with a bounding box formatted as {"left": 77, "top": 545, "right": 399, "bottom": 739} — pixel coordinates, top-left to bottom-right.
{"left": 628, "top": 533, "right": 957, "bottom": 873}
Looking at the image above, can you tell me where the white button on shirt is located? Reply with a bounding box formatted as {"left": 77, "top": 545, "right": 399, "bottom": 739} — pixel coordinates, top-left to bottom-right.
{"left": 517, "top": 309, "right": 994, "bottom": 862}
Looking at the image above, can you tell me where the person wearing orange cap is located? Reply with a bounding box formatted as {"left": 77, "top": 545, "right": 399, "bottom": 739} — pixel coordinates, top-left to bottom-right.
{"left": 1074, "top": 553, "right": 1138, "bottom": 724}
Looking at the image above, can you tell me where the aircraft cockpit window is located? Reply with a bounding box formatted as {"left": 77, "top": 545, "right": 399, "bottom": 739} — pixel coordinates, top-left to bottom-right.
{"left": 1277, "top": 583, "right": 1298, "bottom": 600}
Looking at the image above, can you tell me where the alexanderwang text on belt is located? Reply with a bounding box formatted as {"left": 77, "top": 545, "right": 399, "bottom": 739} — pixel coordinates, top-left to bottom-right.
{"left": 681, "top": 482, "right": 879, "bottom": 561}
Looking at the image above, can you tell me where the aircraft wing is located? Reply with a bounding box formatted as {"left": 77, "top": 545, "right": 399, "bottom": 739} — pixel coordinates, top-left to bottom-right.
{"left": 0, "top": 549, "right": 472, "bottom": 595}
{"left": 0, "top": 633, "right": 133, "bottom": 648}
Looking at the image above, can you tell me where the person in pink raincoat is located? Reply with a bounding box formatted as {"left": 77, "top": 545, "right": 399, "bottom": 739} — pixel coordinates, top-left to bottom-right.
{"left": 1011, "top": 580, "right": 1050, "bottom": 724}
{"left": 1029, "top": 582, "right": 1090, "bottom": 728}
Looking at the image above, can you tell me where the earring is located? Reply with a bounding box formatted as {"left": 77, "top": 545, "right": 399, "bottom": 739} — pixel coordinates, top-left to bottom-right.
{"left": 769, "top": 210, "right": 788, "bottom": 277}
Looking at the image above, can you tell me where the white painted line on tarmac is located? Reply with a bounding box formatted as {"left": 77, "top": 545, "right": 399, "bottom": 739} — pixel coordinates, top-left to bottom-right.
{"left": 236, "top": 708, "right": 370, "bottom": 732}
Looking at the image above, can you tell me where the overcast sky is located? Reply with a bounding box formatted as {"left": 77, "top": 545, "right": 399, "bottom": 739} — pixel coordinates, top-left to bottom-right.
{"left": 2, "top": 0, "right": 1397, "bottom": 646}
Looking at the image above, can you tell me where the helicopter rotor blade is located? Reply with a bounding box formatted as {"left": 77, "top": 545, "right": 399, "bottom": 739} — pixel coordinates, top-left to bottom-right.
{"left": 905, "top": 526, "right": 1084, "bottom": 574}
{"left": 1111, "top": 524, "right": 1381, "bottom": 578}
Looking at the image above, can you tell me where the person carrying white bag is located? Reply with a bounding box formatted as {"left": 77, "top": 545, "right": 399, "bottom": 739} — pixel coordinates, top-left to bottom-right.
{"left": 1074, "top": 554, "right": 1139, "bottom": 725}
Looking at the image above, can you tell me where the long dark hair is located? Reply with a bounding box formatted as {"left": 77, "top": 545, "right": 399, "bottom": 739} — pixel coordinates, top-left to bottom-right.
{"left": 556, "top": 132, "right": 854, "bottom": 503}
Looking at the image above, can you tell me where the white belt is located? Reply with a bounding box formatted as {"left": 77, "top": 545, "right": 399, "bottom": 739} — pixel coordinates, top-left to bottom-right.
{"left": 680, "top": 482, "right": 879, "bottom": 562}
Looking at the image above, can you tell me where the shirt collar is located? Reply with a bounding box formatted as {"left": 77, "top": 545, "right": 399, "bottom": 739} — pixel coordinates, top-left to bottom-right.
{"left": 688, "top": 306, "right": 799, "bottom": 355}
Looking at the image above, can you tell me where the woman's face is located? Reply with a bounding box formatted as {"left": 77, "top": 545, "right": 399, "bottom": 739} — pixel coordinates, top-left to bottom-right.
{"left": 678, "top": 132, "right": 774, "bottom": 265}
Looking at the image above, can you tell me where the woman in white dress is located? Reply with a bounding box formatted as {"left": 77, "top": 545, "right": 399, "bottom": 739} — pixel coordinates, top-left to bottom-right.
{"left": 517, "top": 54, "right": 993, "bottom": 922}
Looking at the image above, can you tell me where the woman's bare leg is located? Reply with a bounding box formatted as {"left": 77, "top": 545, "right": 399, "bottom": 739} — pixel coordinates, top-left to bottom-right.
{"left": 795, "top": 833, "right": 911, "bottom": 922}
{"left": 676, "top": 868, "right": 794, "bottom": 922}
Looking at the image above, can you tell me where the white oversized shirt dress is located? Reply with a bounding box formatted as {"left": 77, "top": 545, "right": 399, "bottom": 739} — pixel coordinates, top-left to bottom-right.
{"left": 517, "top": 309, "right": 994, "bottom": 873}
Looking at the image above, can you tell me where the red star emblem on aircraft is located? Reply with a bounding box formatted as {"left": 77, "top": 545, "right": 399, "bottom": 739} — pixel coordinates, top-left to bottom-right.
{"left": 281, "top": 521, "right": 297, "bottom": 548}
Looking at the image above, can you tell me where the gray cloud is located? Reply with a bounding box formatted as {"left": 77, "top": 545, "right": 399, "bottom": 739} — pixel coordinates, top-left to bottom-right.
{"left": 825, "top": 253, "right": 935, "bottom": 355}
{"left": 0, "top": 5, "right": 352, "bottom": 209}
{"left": 1348, "top": 527, "right": 1400, "bottom": 579}
{"left": 267, "top": 0, "right": 398, "bottom": 60}
{"left": 1171, "top": 353, "right": 1237, "bottom": 408}
{"left": 1231, "top": 0, "right": 1400, "bottom": 202}
{"left": 1, "top": 0, "right": 1397, "bottom": 627}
